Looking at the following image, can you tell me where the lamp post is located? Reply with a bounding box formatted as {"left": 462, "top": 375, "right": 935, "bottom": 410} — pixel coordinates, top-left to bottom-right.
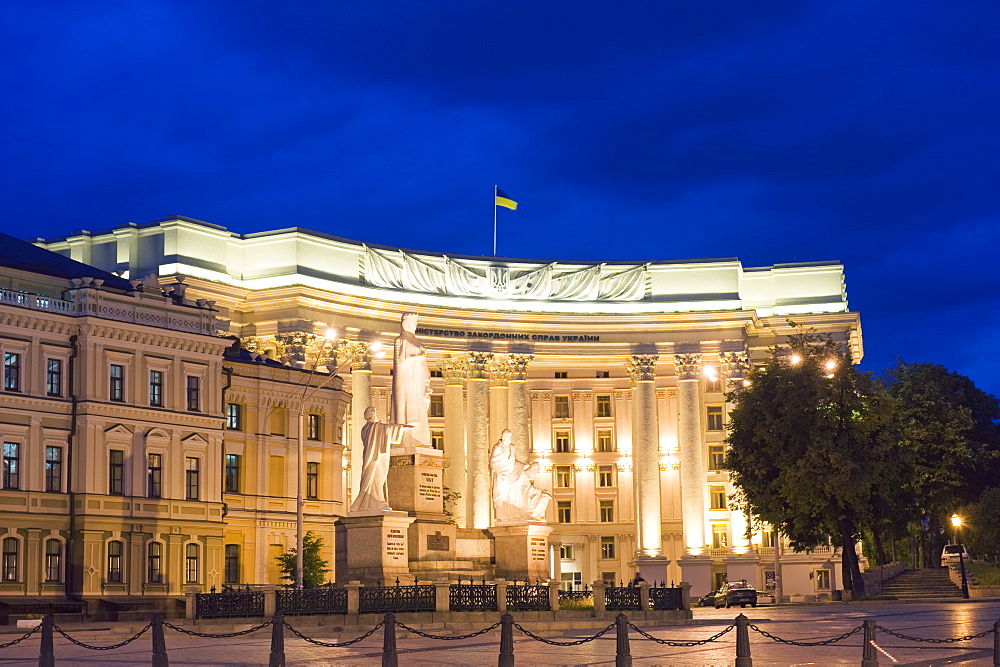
{"left": 950, "top": 514, "right": 970, "bottom": 599}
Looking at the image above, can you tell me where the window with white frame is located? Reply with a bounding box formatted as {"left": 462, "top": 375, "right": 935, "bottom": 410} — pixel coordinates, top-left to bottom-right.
{"left": 599, "top": 500, "right": 615, "bottom": 522}
{"left": 2, "top": 442, "right": 19, "bottom": 490}
{"left": 107, "top": 541, "right": 124, "bottom": 583}
{"left": 596, "top": 395, "right": 612, "bottom": 418}
{"left": 45, "top": 446, "right": 62, "bottom": 492}
{"left": 147, "top": 542, "right": 163, "bottom": 583}
{"left": 109, "top": 364, "right": 124, "bottom": 402}
{"left": 554, "top": 430, "right": 572, "bottom": 453}
{"left": 814, "top": 569, "right": 831, "bottom": 590}
{"left": 109, "top": 450, "right": 125, "bottom": 495}
{"left": 44, "top": 539, "right": 62, "bottom": 582}
{"left": 709, "top": 444, "right": 725, "bottom": 471}
{"left": 712, "top": 524, "right": 729, "bottom": 549}
{"left": 555, "top": 465, "right": 573, "bottom": 488}
{"left": 185, "top": 543, "right": 200, "bottom": 583}
{"left": 46, "top": 359, "right": 63, "bottom": 396}
{"left": 600, "top": 536, "right": 616, "bottom": 559}
{"left": 4, "top": 352, "right": 22, "bottom": 392}
{"left": 185, "top": 457, "right": 200, "bottom": 501}
{"left": 553, "top": 395, "right": 570, "bottom": 418}
{"left": 149, "top": 370, "right": 164, "bottom": 407}
{"left": 186, "top": 376, "right": 201, "bottom": 411}
{"left": 429, "top": 394, "right": 444, "bottom": 417}
{"left": 596, "top": 429, "right": 614, "bottom": 452}
{"left": 706, "top": 405, "right": 724, "bottom": 431}
{"left": 2, "top": 537, "right": 18, "bottom": 581}
{"left": 147, "top": 453, "right": 162, "bottom": 498}
{"left": 597, "top": 465, "right": 615, "bottom": 487}
{"left": 710, "top": 485, "right": 727, "bottom": 510}
{"left": 307, "top": 414, "right": 321, "bottom": 440}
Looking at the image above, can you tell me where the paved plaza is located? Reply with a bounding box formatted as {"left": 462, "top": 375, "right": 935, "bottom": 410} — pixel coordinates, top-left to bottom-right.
{"left": 0, "top": 600, "right": 998, "bottom": 665}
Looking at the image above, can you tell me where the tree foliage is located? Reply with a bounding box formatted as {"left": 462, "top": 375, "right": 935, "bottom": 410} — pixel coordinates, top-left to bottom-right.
{"left": 963, "top": 487, "right": 1000, "bottom": 561}
{"left": 275, "top": 531, "right": 330, "bottom": 588}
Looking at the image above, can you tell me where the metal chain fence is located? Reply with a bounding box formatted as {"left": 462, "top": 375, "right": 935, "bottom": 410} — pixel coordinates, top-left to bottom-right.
{"left": 163, "top": 619, "right": 272, "bottom": 638}
{"left": 283, "top": 620, "right": 383, "bottom": 647}
{"left": 876, "top": 625, "right": 995, "bottom": 643}
{"left": 627, "top": 621, "right": 735, "bottom": 647}
{"left": 513, "top": 620, "right": 615, "bottom": 646}
{"left": 0, "top": 625, "right": 39, "bottom": 649}
{"left": 396, "top": 620, "right": 502, "bottom": 640}
{"left": 53, "top": 623, "right": 150, "bottom": 650}
{"left": 748, "top": 622, "right": 862, "bottom": 646}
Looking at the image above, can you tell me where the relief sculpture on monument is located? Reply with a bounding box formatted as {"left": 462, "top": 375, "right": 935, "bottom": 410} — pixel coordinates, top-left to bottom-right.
{"left": 490, "top": 429, "right": 551, "bottom": 523}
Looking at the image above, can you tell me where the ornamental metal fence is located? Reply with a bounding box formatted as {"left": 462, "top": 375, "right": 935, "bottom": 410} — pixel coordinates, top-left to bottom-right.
{"left": 358, "top": 582, "right": 436, "bottom": 614}
{"left": 648, "top": 584, "right": 683, "bottom": 610}
{"left": 276, "top": 587, "right": 348, "bottom": 615}
{"left": 449, "top": 583, "right": 498, "bottom": 611}
{"left": 506, "top": 583, "right": 549, "bottom": 611}
{"left": 195, "top": 590, "right": 264, "bottom": 619}
{"left": 605, "top": 584, "right": 641, "bottom": 611}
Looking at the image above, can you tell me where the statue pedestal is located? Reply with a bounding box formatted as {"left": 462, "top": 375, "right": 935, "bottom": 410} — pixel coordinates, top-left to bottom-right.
{"left": 489, "top": 522, "right": 552, "bottom": 582}
{"left": 335, "top": 511, "right": 415, "bottom": 585}
{"left": 635, "top": 554, "right": 672, "bottom": 586}
{"left": 677, "top": 555, "right": 714, "bottom": 597}
{"left": 388, "top": 448, "right": 448, "bottom": 514}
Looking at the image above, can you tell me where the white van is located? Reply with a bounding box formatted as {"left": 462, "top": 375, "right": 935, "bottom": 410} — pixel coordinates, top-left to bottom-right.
{"left": 941, "top": 544, "right": 970, "bottom": 567}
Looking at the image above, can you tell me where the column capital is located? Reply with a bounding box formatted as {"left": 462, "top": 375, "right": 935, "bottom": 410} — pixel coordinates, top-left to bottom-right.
{"left": 488, "top": 356, "right": 512, "bottom": 387}
{"left": 507, "top": 353, "right": 534, "bottom": 381}
{"left": 718, "top": 351, "right": 749, "bottom": 381}
{"left": 673, "top": 353, "right": 703, "bottom": 380}
{"left": 440, "top": 356, "right": 467, "bottom": 385}
{"left": 466, "top": 351, "right": 493, "bottom": 380}
{"left": 340, "top": 340, "right": 373, "bottom": 371}
{"left": 626, "top": 354, "right": 658, "bottom": 383}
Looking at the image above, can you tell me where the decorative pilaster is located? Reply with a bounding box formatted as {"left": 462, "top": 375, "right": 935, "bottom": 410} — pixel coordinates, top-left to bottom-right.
{"left": 675, "top": 353, "right": 706, "bottom": 554}
{"left": 626, "top": 354, "right": 662, "bottom": 557}
{"left": 345, "top": 343, "right": 373, "bottom": 505}
{"left": 441, "top": 356, "right": 468, "bottom": 528}
{"left": 507, "top": 354, "right": 533, "bottom": 461}
{"left": 466, "top": 352, "right": 493, "bottom": 530}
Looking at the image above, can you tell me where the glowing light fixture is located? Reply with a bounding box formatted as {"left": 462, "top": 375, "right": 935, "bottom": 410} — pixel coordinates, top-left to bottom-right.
{"left": 789, "top": 354, "right": 802, "bottom": 365}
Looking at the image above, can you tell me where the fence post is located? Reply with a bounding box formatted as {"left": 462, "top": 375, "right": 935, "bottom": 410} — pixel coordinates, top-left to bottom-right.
{"left": 548, "top": 579, "right": 561, "bottom": 612}
{"left": 735, "top": 613, "right": 751, "bottom": 667}
{"left": 593, "top": 580, "right": 607, "bottom": 614}
{"left": 265, "top": 588, "right": 278, "bottom": 617}
{"left": 382, "top": 612, "right": 398, "bottom": 667}
{"left": 268, "top": 612, "right": 285, "bottom": 667}
{"left": 679, "top": 581, "right": 692, "bottom": 611}
{"left": 434, "top": 581, "right": 450, "bottom": 613}
{"left": 185, "top": 590, "right": 196, "bottom": 620}
{"left": 38, "top": 614, "right": 54, "bottom": 667}
{"left": 151, "top": 613, "right": 168, "bottom": 667}
{"left": 638, "top": 582, "right": 650, "bottom": 613}
{"left": 615, "top": 613, "right": 632, "bottom": 667}
{"left": 498, "top": 612, "right": 514, "bottom": 667}
{"left": 346, "top": 581, "right": 361, "bottom": 615}
{"left": 861, "top": 619, "right": 878, "bottom": 667}
{"left": 496, "top": 579, "right": 508, "bottom": 614}
{"left": 993, "top": 619, "right": 999, "bottom": 667}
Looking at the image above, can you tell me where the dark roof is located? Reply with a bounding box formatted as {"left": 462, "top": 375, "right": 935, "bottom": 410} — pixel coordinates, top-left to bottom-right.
{"left": 0, "top": 232, "right": 132, "bottom": 291}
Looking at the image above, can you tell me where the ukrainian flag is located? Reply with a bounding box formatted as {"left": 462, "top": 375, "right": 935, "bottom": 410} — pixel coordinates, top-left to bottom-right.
{"left": 495, "top": 187, "right": 518, "bottom": 210}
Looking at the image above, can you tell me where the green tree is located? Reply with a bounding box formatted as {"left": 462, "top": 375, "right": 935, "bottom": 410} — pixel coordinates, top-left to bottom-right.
{"left": 275, "top": 531, "right": 330, "bottom": 588}
{"left": 726, "top": 328, "right": 898, "bottom": 596}
{"left": 965, "top": 487, "right": 1000, "bottom": 562}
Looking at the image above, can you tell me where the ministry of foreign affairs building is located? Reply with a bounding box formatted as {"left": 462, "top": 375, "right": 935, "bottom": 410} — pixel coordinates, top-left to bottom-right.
{"left": 0, "top": 215, "right": 861, "bottom": 607}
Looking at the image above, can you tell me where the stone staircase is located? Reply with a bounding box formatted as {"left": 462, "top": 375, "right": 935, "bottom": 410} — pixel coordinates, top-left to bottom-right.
{"left": 880, "top": 568, "right": 963, "bottom": 599}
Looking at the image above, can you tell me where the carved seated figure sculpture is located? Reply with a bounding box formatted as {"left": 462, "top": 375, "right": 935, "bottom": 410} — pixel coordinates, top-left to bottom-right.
{"left": 490, "top": 429, "right": 551, "bottom": 522}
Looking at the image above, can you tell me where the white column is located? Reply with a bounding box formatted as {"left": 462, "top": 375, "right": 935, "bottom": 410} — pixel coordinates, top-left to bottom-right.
{"left": 442, "top": 356, "right": 468, "bottom": 528}
{"left": 626, "top": 355, "right": 661, "bottom": 557}
{"left": 675, "top": 353, "right": 705, "bottom": 554}
{"left": 466, "top": 352, "right": 493, "bottom": 530}
{"left": 507, "top": 354, "right": 533, "bottom": 462}
{"left": 488, "top": 357, "right": 510, "bottom": 446}
{"left": 347, "top": 348, "right": 373, "bottom": 506}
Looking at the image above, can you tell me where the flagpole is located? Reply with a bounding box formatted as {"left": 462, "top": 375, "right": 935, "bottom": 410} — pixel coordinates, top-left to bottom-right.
{"left": 492, "top": 184, "right": 497, "bottom": 256}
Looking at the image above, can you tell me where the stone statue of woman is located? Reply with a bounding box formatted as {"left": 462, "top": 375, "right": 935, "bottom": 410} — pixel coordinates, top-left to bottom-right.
{"left": 350, "top": 406, "right": 412, "bottom": 513}
{"left": 390, "top": 312, "right": 432, "bottom": 449}
{"left": 490, "top": 429, "right": 551, "bottom": 522}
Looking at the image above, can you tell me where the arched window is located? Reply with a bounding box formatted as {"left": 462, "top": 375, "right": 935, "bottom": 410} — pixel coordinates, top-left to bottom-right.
{"left": 185, "top": 543, "right": 199, "bottom": 584}
{"left": 44, "top": 539, "right": 62, "bottom": 582}
{"left": 107, "top": 541, "right": 124, "bottom": 583}
{"left": 147, "top": 542, "right": 163, "bottom": 583}
{"left": 2, "top": 537, "right": 19, "bottom": 581}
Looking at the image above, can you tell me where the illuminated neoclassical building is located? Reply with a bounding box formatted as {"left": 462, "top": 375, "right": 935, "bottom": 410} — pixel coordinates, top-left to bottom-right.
{"left": 31, "top": 216, "right": 862, "bottom": 597}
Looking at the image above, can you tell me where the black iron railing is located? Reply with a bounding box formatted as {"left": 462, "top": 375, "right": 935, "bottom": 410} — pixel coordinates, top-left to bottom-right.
{"left": 558, "top": 585, "right": 592, "bottom": 600}
{"left": 196, "top": 590, "right": 265, "bottom": 618}
{"left": 276, "top": 587, "right": 348, "bottom": 615}
{"left": 648, "top": 585, "right": 683, "bottom": 610}
{"left": 449, "top": 583, "right": 498, "bottom": 611}
{"left": 359, "top": 583, "right": 435, "bottom": 614}
{"left": 507, "top": 583, "right": 549, "bottom": 611}
{"left": 605, "top": 585, "right": 641, "bottom": 611}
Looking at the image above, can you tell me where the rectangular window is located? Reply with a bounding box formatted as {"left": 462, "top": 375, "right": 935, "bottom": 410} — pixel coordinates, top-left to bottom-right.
{"left": 557, "top": 501, "right": 572, "bottom": 523}
{"left": 109, "top": 364, "right": 124, "bottom": 401}
{"left": 706, "top": 405, "right": 724, "bottom": 431}
{"left": 186, "top": 376, "right": 200, "bottom": 411}
{"left": 306, "top": 462, "right": 319, "bottom": 499}
{"left": 555, "top": 465, "right": 573, "bottom": 488}
{"left": 4, "top": 352, "right": 21, "bottom": 391}
{"left": 710, "top": 485, "right": 727, "bottom": 510}
{"left": 761, "top": 527, "right": 776, "bottom": 548}
{"left": 596, "top": 395, "right": 612, "bottom": 418}
{"left": 600, "top": 536, "right": 616, "bottom": 559}
{"left": 599, "top": 500, "right": 615, "bottom": 522}
{"left": 561, "top": 571, "right": 583, "bottom": 591}
{"left": 554, "top": 371, "right": 568, "bottom": 379}
{"left": 107, "top": 541, "right": 123, "bottom": 583}
{"left": 185, "top": 543, "right": 199, "bottom": 583}
{"left": 598, "top": 465, "right": 615, "bottom": 488}
{"left": 430, "top": 369, "right": 443, "bottom": 378}
{"left": 46, "top": 359, "right": 63, "bottom": 396}
{"left": 554, "top": 430, "right": 572, "bottom": 453}
{"left": 185, "top": 457, "right": 199, "bottom": 501}
{"left": 224, "top": 454, "right": 241, "bottom": 493}
{"left": 147, "top": 542, "right": 162, "bottom": 583}
{"left": 709, "top": 444, "right": 725, "bottom": 471}
{"left": 559, "top": 544, "right": 574, "bottom": 560}
{"left": 307, "top": 413, "right": 321, "bottom": 440}
{"left": 429, "top": 394, "right": 444, "bottom": 418}
{"left": 706, "top": 377, "right": 722, "bottom": 393}
{"left": 553, "top": 396, "right": 570, "bottom": 418}
{"left": 109, "top": 450, "right": 124, "bottom": 495}
{"left": 2, "top": 538, "right": 18, "bottom": 581}
{"left": 45, "top": 446, "right": 62, "bottom": 492}
{"left": 2, "top": 442, "right": 19, "bottom": 490}
{"left": 226, "top": 403, "right": 242, "bottom": 430}
{"left": 596, "top": 429, "right": 614, "bottom": 452}
{"left": 430, "top": 430, "right": 444, "bottom": 450}
{"left": 45, "top": 540, "right": 61, "bottom": 582}
{"left": 712, "top": 525, "right": 729, "bottom": 549}
{"left": 596, "top": 370, "right": 610, "bottom": 378}
{"left": 149, "top": 370, "right": 163, "bottom": 407}
{"left": 815, "top": 569, "right": 831, "bottom": 590}
{"left": 601, "top": 571, "right": 617, "bottom": 585}
{"left": 225, "top": 544, "right": 240, "bottom": 584}
{"left": 147, "top": 453, "right": 162, "bottom": 498}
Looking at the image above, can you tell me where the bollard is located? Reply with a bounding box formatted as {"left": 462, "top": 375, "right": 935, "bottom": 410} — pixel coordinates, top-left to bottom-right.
{"left": 861, "top": 619, "right": 878, "bottom": 667}
{"left": 615, "top": 613, "right": 632, "bottom": 667}
{"left": 38, "top": 614, "right": 54, "bottom": 667}
{"left": 994, "top": 619, "right": 999, "bottom": 667}
{"left": 735, "top": 614, "right": 752, "bottom": 666}
{"left": 498, "top": 613, "right": 514, "bottom": 667}
{"left": 382, "top": 612, "right": 398, "bottom": 667}
{"left": 151, "top": 614, "right": 168, "bottom": 667}
{"left": 269, "top": 612, "right": 285, "bottom": 667}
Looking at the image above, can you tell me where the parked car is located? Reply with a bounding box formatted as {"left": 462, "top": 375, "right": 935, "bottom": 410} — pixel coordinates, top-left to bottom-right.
{"left": 941, "top": 544, "right": 970, "bottom": 567}
{"left": 697, "top": 589, "right": 719, "bottom": 607}
{"left": 714, "top": 580, "right": 758, "bottom": 608}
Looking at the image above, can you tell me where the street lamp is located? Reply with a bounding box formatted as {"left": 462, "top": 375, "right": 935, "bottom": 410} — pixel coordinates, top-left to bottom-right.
{"left": 950, "top": 514, "right": 970, "bottom": 599}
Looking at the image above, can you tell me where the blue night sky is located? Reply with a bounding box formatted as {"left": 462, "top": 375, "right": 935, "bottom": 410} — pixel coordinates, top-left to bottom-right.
{"left": 2, "top": 1, "right": 998, "bottom": 395}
